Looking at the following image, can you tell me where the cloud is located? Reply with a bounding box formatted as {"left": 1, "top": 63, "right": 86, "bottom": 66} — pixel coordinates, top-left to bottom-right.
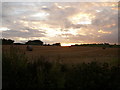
{"left": 1, "top": 2, "right": 118, "bottom": 44}
{"left": 3, "top": 29, "right": 46, "bottom": 38}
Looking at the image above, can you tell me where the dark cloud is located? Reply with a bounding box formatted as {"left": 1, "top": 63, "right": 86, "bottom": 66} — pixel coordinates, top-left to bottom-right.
{"left": 3, "top": 29, "right": 46, "bottom": 38}
{"left": 41, "top": 7, "right": 51, "bottom": 11}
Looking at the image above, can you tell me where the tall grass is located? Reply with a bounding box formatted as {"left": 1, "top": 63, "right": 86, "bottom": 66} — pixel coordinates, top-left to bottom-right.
{"left": 2, "top": 46, "right": 120, "bottom": 89}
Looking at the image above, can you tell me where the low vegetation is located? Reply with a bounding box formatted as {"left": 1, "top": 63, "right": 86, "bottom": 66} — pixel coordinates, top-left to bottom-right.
{"left": 2, "top": 46, "right": 120, "bottom": 89}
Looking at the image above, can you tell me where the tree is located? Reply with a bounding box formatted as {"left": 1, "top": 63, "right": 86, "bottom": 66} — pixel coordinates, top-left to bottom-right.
{"left": 25, "top": 40, "right": 43, "bottom": 45}
{"left": 52, "top": 43, "right": 61, "bottom": 46}
{"left": 104, "top": 43, "right": 109, "bottom": 45}
{"left": 1, "top": 38, "right": 14, "bottom": 45}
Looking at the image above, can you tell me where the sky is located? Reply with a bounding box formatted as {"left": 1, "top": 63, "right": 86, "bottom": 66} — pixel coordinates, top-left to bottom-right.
{"left": 1, "top": 2, "right": 118, "bottom": 46}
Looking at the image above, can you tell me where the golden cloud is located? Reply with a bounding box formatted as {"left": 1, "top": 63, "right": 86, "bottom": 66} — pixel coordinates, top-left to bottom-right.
{"left": 98, "top": 30, "right": 111, "bottom": 34}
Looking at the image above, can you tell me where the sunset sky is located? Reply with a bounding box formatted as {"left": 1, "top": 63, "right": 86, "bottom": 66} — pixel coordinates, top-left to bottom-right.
{"left": 1, "top": 2, "right": 118, "bottom": 46}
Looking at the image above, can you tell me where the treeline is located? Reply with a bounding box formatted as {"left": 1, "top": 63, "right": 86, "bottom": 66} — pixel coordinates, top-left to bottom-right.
{"left": 0, "top": 38, "right": 61, "bottom": 46}
{"left": 1, "top": 38, "right": 14, "bottom": 45}
{"left": 1, "top": 38, "right": 120, "bottom": 47}
{"left": 72, "top": 43, "right": 120, "bottom": 48}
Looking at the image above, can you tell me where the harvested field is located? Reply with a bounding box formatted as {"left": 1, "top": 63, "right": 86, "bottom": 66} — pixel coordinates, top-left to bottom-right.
{"left": 2, "top": 45, "right": 119, "bottom": 64}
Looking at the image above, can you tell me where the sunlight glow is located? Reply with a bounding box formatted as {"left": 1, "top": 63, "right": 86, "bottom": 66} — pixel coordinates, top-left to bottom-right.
{"left": 0, "top": 27, "right": 10, "bottom": 31}
{"left": 103, "top": 24, "right": 116, "bottom": 28}
{"left": 18, "top": 37, "right": 28, "bottom": 41}
{"left": 32, "top": 12, "right": 49, "bottom": 17}
{"left": 61, "top": 43, "right": 82, "bottom": 46}
{"left": 61, "top": 43, "right": 74, "bottom": 46}
{"left": 96, "top": 10, "right": 102, "bottom": 12}
{"left": 42, "top": 6, "right": 47, "bottom": 8}
{"left": 20, "top": 30, "right": 29, "bottom": 32}
{"left": 54, "top": 3, "right": 65, "bottom": 9}
{"left": 69, "top": 13, "right": 95, "bottom": 25}
{"left": 68, "top": 28, "right": 78, "bottom": 35}
{"left": 13, "top": 21, "right": 17, "bottom": 24}
{"left": 54, "top": 3, "right": 71, "bottom": 9}
{"left": 45, "top": 28, "right": 63, "bottom": 37}
{"left": 98, "top": 30, "right": 111, "bottom": 34}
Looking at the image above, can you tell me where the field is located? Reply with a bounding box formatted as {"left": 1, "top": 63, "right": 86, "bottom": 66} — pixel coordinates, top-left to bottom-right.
{"left": 2, "top": 45, "right": 120, "bottom": 89}
{"left": 3, "top": 45, "right": 119, "bottom": 64}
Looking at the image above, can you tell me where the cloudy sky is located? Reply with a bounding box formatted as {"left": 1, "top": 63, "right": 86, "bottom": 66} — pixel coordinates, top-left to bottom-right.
{"left": 1, "top": 2, "right": 118, "bottom": 46}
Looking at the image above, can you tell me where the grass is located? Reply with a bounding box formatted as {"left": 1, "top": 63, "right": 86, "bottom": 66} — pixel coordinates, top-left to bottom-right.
{"left": 2, "top": 45, "right": 120, "bottom": 89}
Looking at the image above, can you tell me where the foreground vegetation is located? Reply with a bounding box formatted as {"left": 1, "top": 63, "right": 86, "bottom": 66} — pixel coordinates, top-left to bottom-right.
{"left": 3, "top": 46, "right": 120, "bottom": 89}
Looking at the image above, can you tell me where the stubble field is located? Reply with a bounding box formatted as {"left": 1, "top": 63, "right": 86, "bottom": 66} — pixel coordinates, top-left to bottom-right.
{"left": 3, "top": 45, "right": 119, "bottom": 64}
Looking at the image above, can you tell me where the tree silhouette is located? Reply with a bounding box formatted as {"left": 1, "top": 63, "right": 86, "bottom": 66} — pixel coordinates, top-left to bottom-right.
{"left": 52, "top": 43, "right": 61, "bottom": 46}
{"left": 1, "top": 38, "right": 14, "bottom": 45}
{"left": 25, "top": 40, "right": 43, "bottom": 45}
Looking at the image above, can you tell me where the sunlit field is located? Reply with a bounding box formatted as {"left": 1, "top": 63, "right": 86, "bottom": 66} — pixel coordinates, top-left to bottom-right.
{"left": 3, "top": 45, "right": 119, "bottom": 64}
